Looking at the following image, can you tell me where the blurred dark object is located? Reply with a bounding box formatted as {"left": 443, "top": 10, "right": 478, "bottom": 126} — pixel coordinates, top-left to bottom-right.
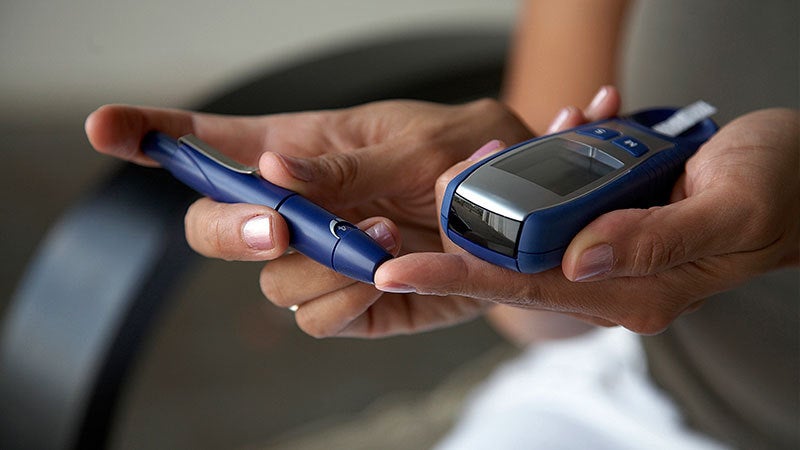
{"left": 0, "top": 29, "right": 508, "bottom": 450}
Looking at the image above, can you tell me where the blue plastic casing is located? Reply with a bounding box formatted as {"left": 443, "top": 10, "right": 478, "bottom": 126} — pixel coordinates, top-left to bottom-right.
{"left": 440, "top": 108, "right": 718, "bottom": 273}
{"left": 141, "top": 132, "right": 391, "bottom": 283}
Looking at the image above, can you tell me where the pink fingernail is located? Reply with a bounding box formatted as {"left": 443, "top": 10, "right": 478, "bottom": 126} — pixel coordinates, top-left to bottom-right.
{"left": 587, "top": 86, "right": 610, "bottom": 113}
{"left": 365, "top": 221, "right": 397, "bottom": 251}
{"left": 468, "top": 139, "right": 505, "bottom": 161}
{"left": 546, "top": 107, "right": 572, "bottom": 134}
{"left": 377, "top": 282, "right": 416, "bottom": 294}
{"left": 574, "top": 244, "right": 614, "bottom": 281}
{"left": 243, "top": 215, "right": 274, "bottom": 250}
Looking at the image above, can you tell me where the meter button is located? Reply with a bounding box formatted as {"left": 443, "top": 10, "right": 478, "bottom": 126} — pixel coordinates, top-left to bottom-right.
{"left": 577, "top": 127, "right": 620, "bottom": 140}
{"left": 329, "top": 219, "right": 356, "bottom": 239}
{"left": 612, "top": 136, "right": 649, "bottom": 157}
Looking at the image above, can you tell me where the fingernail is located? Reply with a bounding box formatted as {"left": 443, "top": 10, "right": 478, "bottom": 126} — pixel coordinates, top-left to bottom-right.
{"left": 468, "top": 139, "right": 505, "bottom": 161}
{"left": 277, "top": 154, "right": 314, "bottom": 182}
{"left": 376, "top": 282, "right": 416, "bottom": 294}
{"left": 365, "top": 221, "right": 397, "bottom": 251}
{"left": 573, "top": 244, "right": 614, "bottom": 281}
{"left": 243, "top": 215, "right": 274, "bottom": 250}
{"left": 546, "top": 107, "right": 572, "bottom": 134}
{"left": 587, "top": 86, "right": 610, "bottom": 114}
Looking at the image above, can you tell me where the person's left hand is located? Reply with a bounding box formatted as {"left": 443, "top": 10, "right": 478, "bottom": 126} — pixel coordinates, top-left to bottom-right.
{"left": 85, "top": 98, "right": 538, "bottom": 336}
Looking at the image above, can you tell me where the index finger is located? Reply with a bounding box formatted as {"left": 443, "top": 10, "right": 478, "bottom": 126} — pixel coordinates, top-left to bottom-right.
{"left": 84, "top": 104, "right": 269, "bottom": 166}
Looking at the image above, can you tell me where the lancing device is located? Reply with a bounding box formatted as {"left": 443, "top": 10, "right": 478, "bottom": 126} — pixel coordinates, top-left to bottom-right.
{"left": 441, "top": 103, "right": 718, "bottom": 274}
{"left": 141, "top": 132, "right": 392, "bottom": 284}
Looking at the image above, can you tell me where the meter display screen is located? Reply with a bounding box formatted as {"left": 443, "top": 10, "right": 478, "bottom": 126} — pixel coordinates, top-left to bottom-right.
{"left": 493, "top": 139, "right": 618, "bottom": 196}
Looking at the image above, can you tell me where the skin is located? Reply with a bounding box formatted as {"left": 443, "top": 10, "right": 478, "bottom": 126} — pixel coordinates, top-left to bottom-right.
{"left": 502, "top": 0, "right": 630, "bottom": 134}
{"left": 86, "top": 94, "right": 799, "bottom": 339}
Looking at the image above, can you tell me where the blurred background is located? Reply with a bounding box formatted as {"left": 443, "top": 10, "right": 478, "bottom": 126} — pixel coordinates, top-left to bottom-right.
{"left": 1, "top": 1, "right": 518, "bottom": 449}
{"left": 2, "top": 1, "right": 798, "bottom": 449}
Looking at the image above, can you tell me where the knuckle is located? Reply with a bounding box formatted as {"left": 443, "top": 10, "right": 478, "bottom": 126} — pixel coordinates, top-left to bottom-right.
{"left": 630, "top": 229, "right": 687, "bottom": 275}
{"left": 467, "top": 98, "right": 508, "bottom": 118}
{"left": 296, "top": 314, "right": 338, "bottom": 339}
{"left": 259, "top": 266, "right": 292, "bottom": 307}
{"left": 621, "top": 311, "right": 674, "bottom": 335}
{"left": 465, "top": 98, "right": 529, "bottom": 140}
{"left": 499, "top": 282, "right": 545, "bottom": 308}
{"left": 324, "top": 152, "right": 359, "bottom": 191}
{"left": 739, "top": 193, "right": 785, "bottom": 249}
{"left": 618, "top": 284, "right": 688, "bottom": 335}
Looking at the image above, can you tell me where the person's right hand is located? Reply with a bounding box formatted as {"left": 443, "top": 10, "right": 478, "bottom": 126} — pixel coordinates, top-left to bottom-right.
{"left": 375, "top": 107, "right": 800, "bottom": 335}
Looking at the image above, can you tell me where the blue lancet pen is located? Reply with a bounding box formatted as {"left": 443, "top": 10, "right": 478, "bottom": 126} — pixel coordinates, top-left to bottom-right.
{"left": 141, "top": 132, "right": 392, "bottom": 284}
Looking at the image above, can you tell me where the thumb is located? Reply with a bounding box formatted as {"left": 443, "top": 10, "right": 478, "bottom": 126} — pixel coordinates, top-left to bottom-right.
{"left": 562, "top": 192, "right": 742, "bottom": 281}
{"left": 257, "top": 143, "right": 409, "bottom": 210}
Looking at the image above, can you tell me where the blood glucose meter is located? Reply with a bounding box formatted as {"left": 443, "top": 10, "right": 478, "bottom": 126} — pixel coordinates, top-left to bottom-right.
{"left": 441, "top": 105, "right": 718, "bottom": 274}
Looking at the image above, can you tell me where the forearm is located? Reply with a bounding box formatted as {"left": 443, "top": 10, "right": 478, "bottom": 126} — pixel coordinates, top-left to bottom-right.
{"left": 502, "top": 0, "right": 631, "bottom": 134}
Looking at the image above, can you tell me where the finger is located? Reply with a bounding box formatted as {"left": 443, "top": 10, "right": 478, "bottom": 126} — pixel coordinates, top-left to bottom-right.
{"left": 545, "top": 86, "right": 621, "bottom": 134}
{"left": 257, "top": 139, "right": 425, "bottom": 209}
{"left": 467, "top": 139, "right": 506, "bottom": 162}
{"left": 561, "top": 191, "right": 754, "bottom": 281}
{"left": 374, "top": 253, "right": 609, "bottom": 323}
{"left": 375, "top": 253, "right": 544, "bottom": 305}
{"left": 184, "top": 198, "right": 290, "bottom": 261}
{"left": 545, "top": 106, "right": 584, "bottom": 134}
{"left": 374, "top": 252, "right": 687, "bottom": 334}
{"left": 335, "top": 291, "right": 487, "bottom": 338}
{"left": 292, "top": 278, "right": 483, "bottom": 339}
{"left": 85, "top": 104, "right": 267, "bottom": 165}
{"left": 292, "top": 269, "right": 481, "bottom": 339}
{"left": 292, "top": 283, "right": 384, "bottom": 338}
{"left": 260, "top": 217, "right": 401, "bottom": 308}
{"left": 583, "top": 85, "right": 621, "bottom": 122}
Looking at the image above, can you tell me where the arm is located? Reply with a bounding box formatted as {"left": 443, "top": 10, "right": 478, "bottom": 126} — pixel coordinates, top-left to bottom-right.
{"left": 503, "top": 0, "right": 631, "bottom": 134}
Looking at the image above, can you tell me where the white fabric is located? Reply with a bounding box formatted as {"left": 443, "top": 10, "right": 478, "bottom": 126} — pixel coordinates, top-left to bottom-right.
{"left": 435, "top": 328, "right": 728, "bottom": 450}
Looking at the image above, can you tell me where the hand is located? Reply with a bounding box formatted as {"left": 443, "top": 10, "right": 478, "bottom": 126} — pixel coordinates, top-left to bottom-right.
{"left": 376, "top": 106, "right": 800, "bottom": 334}
{"left": 85, "top": 98, "right": 533, "bottom": 337}
{"left": 247, "top": 88, "right": 619, "bottom": 338}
